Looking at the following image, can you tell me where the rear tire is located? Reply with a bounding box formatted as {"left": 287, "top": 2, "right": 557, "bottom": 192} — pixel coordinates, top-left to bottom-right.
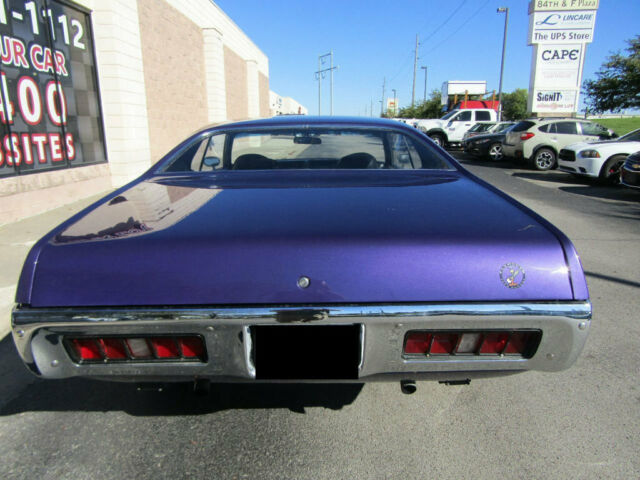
{"left": 598, "top": 155, "right": 625, "bottom": 185}
{"left": 487, "top": 143, "right": 504, "bottom": 162}
{"left": 429, "top": 133, "right": 445, "bottom": 147}
{"left": 532, "top": 148, "right": 556, "bottom": 171}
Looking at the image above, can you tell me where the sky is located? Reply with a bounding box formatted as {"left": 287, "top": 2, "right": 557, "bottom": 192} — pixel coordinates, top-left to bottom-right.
{"left": 215, "top": 0, "right": 639, "bottom": 116}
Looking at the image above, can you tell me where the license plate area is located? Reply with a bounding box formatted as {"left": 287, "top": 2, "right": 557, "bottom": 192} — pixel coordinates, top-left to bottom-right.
{"left": 252, "top": 325, "right": 361, "bottom": 380}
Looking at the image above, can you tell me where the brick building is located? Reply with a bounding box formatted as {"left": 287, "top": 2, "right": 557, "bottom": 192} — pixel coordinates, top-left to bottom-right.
{"left": 0, "top": 0, "right": 271, "bottom": 224}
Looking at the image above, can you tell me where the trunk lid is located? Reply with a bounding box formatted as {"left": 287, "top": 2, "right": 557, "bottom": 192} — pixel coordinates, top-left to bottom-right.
{"left": 22, "top": 170, "right": 575, "bottom": 306}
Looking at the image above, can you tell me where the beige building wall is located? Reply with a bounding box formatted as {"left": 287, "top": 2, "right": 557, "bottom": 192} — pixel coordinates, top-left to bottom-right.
{"left": 137, "top": 0, "right": 208, "bottom": 162}
{"left": 259, "top": 73, "right": 270, "bottom": 117}
{"left": 224, "top": 46, "right": 249, "bottom": 121}
{"left": 0, "top": 0, "right": 271, "bottom": 226}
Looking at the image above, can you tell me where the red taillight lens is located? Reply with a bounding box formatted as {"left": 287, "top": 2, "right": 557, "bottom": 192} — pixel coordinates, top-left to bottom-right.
{"left": 178, "top": 336, "right": 205, "bottom": 359}
{"left": 150, "top": 338, "right": 180, "bottom": 358}
{"left": 98, "top": 338, "right": 127, "bottom": 359}
{"left": 520, "top": 132, "right": 535, "bottom": 141}
{"left": 404, "top": 332, "right": 432, "bottom": 354}
{"left": 480, "top": 333, "right": 510, "bottom": 354}
{"left": 430, "top": 333, "right": 458, "bottom": 354}
{"left": 71, "top": 338, "right": 103, "bottom": 360}
{"left": 504, "top": 332, "right": 531, "bottom": 355}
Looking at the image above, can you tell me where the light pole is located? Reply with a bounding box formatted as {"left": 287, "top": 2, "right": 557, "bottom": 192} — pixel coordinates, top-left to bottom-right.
{"left": 421, "top": 66, "right": 428, "bottom": 102}
{"left": 392, "top": 88, "right": 397, "bottom": 116}
{"left": 497, "top": 7, "right": 509, "bottom": 121}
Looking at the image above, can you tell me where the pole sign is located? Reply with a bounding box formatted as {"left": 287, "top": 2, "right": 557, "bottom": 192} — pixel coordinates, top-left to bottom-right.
{"left": 529, "top": 0, "right": 599, "bottom": 12}
{"left": 386, "top": 97, "right": 397, "bottom": 114}
{"left": 528, "top": 10, "right": 596, "bottom": 44}
{"left": 527, "top": 1, "right": 599, "bottom": 115}
{"left": 0, "top": 0, "right": 106, "bottom": 178}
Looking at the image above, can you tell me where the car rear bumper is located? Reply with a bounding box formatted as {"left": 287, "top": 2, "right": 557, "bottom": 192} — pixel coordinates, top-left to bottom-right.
{"left": 12, "top": 302, "right": 592, "bottom": 382}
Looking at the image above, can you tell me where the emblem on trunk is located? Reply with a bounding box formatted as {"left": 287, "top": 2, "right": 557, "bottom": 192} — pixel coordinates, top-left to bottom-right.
{"left": 297, "top": 276, "right": 311, "bottom": 289}
{"left": 500, "top": 263, "right": 525, "bottom": 289}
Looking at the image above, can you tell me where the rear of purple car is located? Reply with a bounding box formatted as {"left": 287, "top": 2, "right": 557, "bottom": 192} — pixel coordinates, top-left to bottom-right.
{"left": 11, "top": 117, "right": 591, "bottom": 387}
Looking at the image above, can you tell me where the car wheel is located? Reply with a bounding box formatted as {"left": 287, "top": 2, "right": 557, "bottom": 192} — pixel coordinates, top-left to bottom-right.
{"left": 429, "top": 133, "right": 445, "bottom": 147}
{"left": 598, "top": 155, "right": 626, "bottom": 185}
{"left": 487, "top": 143, "right": 504, "bottom": 162}
{"left": 532, "top": 148, "right": 556, "bottom": 171}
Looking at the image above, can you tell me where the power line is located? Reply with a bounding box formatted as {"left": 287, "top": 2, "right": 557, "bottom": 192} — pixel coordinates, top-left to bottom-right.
{"left": 425, "top": 0, "right": 490, "bottom": 55}
{"left": 421, "top": 0, "right": 468, "bottom": 44}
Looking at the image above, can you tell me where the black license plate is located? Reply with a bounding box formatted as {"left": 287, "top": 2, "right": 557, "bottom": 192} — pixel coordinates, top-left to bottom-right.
{"left": 252, "top": 325, "right": 361, "bottom": 380}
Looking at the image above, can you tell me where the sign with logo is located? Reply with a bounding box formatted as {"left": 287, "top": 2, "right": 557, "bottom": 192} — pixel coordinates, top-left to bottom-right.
{"left": 534, "top": 44, "right": 584, "bottom": 88}
{"left": 529, "top": 0, "right": 599, "bottom": 12}
{"left": 528, "top": 10, "right": 597, "bottom": 44}
{"left": 0, "top": 0, "right": 106, "bottom": 178}
{"left": 386, "top": 97, "right": 398, "bottom": 114}
{"left": 531, "top": 89, "right": 578, "bottom": 112}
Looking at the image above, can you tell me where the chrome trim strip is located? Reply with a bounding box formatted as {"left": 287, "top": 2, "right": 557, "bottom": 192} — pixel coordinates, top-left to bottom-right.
{"left": 13, "top": 301, "right": 592, "bottom": 325}
{"left": 243, "top": 326, "right": 256, "bottom": 379}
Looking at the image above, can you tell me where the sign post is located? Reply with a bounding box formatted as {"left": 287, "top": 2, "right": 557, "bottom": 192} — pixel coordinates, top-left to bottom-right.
{"left": 526, "top": 1, "right": 599, "bottom": 116}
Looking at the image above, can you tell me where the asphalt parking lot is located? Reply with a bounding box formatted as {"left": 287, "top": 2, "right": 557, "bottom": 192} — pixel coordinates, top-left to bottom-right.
{"left": 0, "top": 153, "right": 638, "bottom": 479}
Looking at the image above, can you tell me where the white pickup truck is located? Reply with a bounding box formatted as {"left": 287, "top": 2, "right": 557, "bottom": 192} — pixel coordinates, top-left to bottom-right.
{"left": 415, "top": 109, "right": 498, "bottom": 148}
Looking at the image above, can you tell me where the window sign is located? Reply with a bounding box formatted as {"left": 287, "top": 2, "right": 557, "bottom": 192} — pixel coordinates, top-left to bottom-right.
{"left": 0, "top": 0, "right": 106, "bottom": 177}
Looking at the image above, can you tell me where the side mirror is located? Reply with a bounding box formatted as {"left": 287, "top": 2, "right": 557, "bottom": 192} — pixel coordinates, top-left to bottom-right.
{"left": 609, "top": 129, "right": 619, "bottom": 139}
{"left": 398, "top": 153, "right": 411, "bottom": 164}
{"left": 203, "top": 156, "right": 220, "bottom": 168}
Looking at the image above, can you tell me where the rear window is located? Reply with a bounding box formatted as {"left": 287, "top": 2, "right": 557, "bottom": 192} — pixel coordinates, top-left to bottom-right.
{"left": 512, "top": 121, "right": 535, "bottom": 132}
{"left": 164, "top": 129, "right": 453, "bottom": 172}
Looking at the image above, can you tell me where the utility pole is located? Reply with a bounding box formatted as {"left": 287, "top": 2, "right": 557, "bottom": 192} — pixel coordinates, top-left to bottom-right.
{"left": 421, "top": 66, "right": 428, "bottom": 102}
{"left": 330, "top": 50, "right": 334, "bottom": 115}
{"left": 370, "top": 98, "right": 373, "bottom": 117}
{"left": 497, "top": 8, "right": 509, "bottom": 121}
{"left": 412, "top": 34, "right": 419, "bottom": 107}
{"left": 314, "top": 51, "right": 338, "bottom": 115}
{"left": 380, "top": 77, "right": 386, "bottom": 116}
{"left": 316, "top": 56, "right": 322, "bottom": 115}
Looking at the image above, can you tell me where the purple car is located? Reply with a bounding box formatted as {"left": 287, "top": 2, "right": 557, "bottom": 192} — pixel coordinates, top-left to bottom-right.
{"left": 12, "top": 116, "right": 591, "bottom": 390}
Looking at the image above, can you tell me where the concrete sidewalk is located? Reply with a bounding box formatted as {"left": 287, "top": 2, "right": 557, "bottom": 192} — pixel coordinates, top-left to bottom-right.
{"left": 0, "top": 191, "right": 111, "bottom": 339}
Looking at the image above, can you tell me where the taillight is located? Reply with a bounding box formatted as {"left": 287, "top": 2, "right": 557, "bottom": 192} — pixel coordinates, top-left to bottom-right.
{"left": 403, "top": 330, "right": 540, "bottom": 358}
{"left": 520, "top": 132, "right": 535, "bottom": 141}
{"left": 66, "top": 336, "right": 206, "bottom": 363}
{"left": 150, "top": 337, "right": 180, "bottom": 358}
{"left": 71, "top": 338, "right": 102, "bottom": 360}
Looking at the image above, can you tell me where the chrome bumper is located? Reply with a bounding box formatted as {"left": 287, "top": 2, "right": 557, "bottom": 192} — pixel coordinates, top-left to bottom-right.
{"left": 12, "top": 302, "right": 591, "bottom": 381}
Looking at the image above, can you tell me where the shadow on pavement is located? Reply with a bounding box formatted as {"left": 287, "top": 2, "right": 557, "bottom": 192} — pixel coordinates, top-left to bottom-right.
{"left": 0, "top": 335, "right": 363, "bottom": 416}
{"left": 558, "top": 185, "right": 640, "bottom": 204}
{"left": 585, "top": 271, "right": 640, "bottom": 289}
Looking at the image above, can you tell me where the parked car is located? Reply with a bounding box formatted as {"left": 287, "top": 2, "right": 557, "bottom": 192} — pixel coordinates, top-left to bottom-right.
{"left": 11, "top": 116, "right": 591, "bottom": 390}
{"left": 558, "top": 128, "right": 640, "bottom": 185}
{"left": 416, "top": 108, "right": 498, "bottom": 148}
{"left": 463, "top": 123, "right": 517, "bottom": 161}
{"left": 620, "top": 151, "right": 640, "bottom": 189}
{"left": 502, "top": 118, "right": 616, "bottom": 171}
{"left": 462, "top": 121, "right": 515, "bottom": 144}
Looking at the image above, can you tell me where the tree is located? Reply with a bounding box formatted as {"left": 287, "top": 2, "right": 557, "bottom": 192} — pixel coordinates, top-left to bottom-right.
{"left": 396, "top": 90, "right": 443, "bottom": 119}
{"left": 501, "top": 88, "right": 529, "bottom": 121}
{"left": 583, "top": 36, "right": 640, "bottom": 112}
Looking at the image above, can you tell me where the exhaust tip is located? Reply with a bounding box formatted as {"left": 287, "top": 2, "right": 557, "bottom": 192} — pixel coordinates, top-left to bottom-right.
{"left": 400, "top": 380, "right": 417, "bottom": 395}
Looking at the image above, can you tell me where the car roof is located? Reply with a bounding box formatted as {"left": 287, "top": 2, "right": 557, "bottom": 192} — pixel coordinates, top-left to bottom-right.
{"left": 215, "top": 115, "right": 405, "bottom": 130}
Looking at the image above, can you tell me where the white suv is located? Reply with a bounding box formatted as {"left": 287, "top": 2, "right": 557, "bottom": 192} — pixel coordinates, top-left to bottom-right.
{"left": 502, "top": 118, "right": 616, "bottom": 170}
